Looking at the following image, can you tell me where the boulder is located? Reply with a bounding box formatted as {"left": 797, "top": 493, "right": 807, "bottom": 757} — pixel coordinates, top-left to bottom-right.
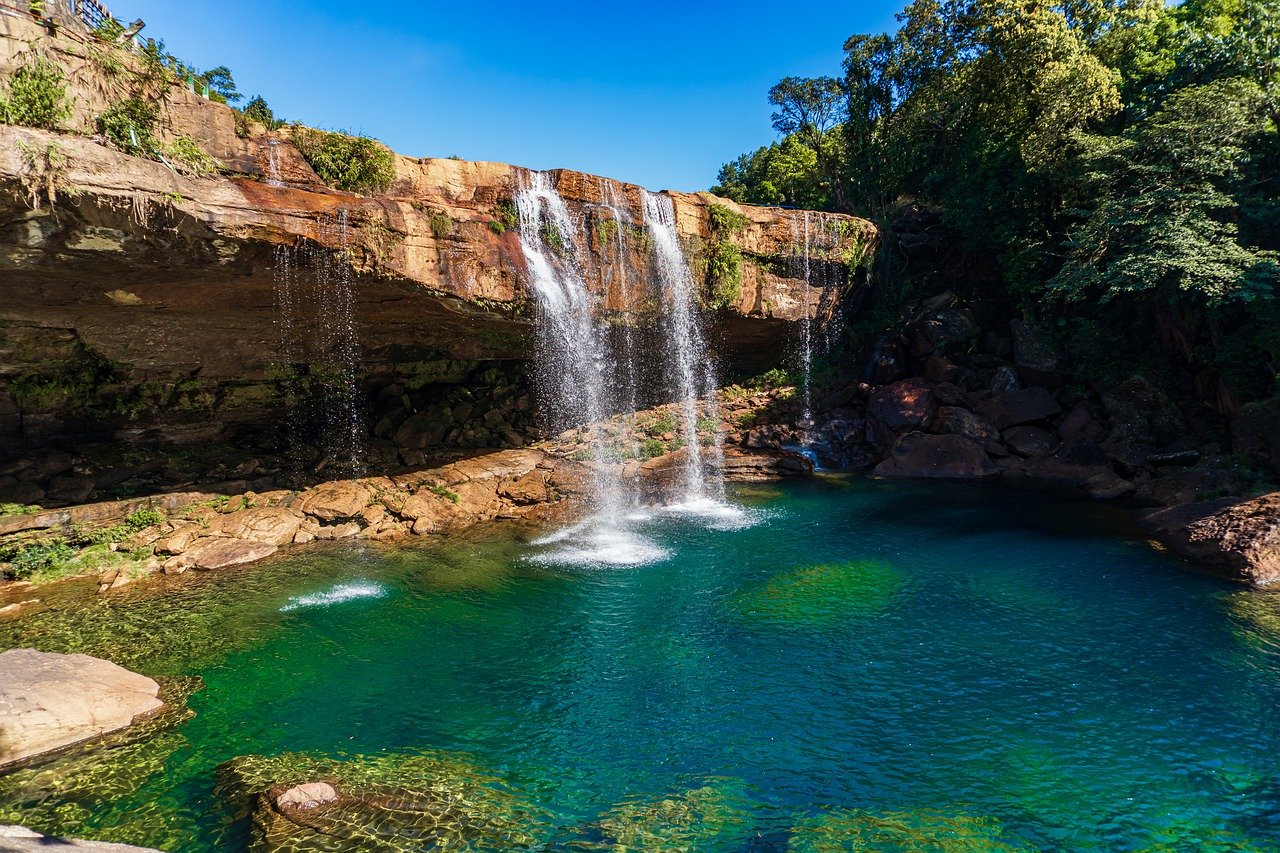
{"left": 1002, "top": 426, "right": 1055, "bottom": 458}
{"left": 1139, "top": 493, "right": 1280, "bottom": 586}
{"left": 498, "top": 470, "right": 550, "bottom": 505}
{"left": 999, "top": 438, "right": 1134, "bottom": 499}
{"left": 975, "top": 387, "right": 1062, "bottom": 430}
{"left": 1010, "top": 319, "right": 1061, "bottom": 384}
{"left": 868, "top": 379, "right": 937, "bottom": 433}
{"left": 989, "top": 365, "right": 1022, "bottom": 396}
{"left": 293, "top": 481, "right": 374, "bottom": 521}
{"left": 164, "top": 537, "right": 277, "bottom": 571}
{"left": 203, "top": 506, "right": 305, "bottom": 546}
{"left": 873, "top": 432, "right": 997, "bottom": 479}
{"left": 904, "top": 293, "right": 980, "bottom": 358}
{"left": 0, "top": 649, "right": 165, "bottom": 768}
{"left": 1231, "top": 399, "right": 1280, "bottom": 476}
{"left": 276, "top": 781, "right": 339, "bottom": 811}
{"left": 0, "top": 826, "right": 163, "bottom": 852}
{"left": 930, "top": 405, "right": 1003, "bottom": 452}
{"left": 1103, "top": 376, "right": 1183, "bottom": 446}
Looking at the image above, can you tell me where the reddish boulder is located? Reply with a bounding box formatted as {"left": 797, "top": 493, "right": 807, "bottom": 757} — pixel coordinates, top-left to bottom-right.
{"left": 869, "top": 379, "right": 937, "bottom": 432}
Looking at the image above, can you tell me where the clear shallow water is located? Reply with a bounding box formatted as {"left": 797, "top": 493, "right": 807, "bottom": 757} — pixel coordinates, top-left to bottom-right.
{"left": 3, "top": 478, "right": 1280, "bottom": 851}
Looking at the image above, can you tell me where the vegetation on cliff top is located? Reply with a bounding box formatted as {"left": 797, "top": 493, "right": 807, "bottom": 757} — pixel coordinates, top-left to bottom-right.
{"left": 291, "top": 126, "right": 396, "bottom": 194}
{"left": 715, "top": 0, "right": 1279, "bottom": 410}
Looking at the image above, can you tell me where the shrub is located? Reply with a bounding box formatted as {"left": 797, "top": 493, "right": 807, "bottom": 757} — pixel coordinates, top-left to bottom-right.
{"left": 162, "top": 134, "right": 220, "bottom": 176}
{"left": 96, "top": 98, "right": 159, "bottom": 156}
{"left": 0, "top": 57, "right": 71, "bottom": 130}
{"left": 3, "top": 538, "right": 74, "bottom": 578}
{"left": 489, "top": 200, "right": 518, "bottom": 234}
{"left": 242, "top": 95, "right": 283, "bottom": 130}
{"left": 706, "top": 242, "right": 743, "bottom": 309}
{"left": 292, "top": 127, "right": 395, "bottom": 194}
{"left": 708, "top": 202, "right": 749, "bottom": 236}
{"left": 90, "top": 17, "right": 125, "bottom": 43}
{"left": 429, "top": 210, "right": 452, "bottom": 239}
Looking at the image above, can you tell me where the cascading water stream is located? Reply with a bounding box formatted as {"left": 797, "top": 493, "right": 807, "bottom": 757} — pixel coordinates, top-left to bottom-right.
{"left": 642, "top": 190, "right": 727, "bottom": 504}
{"left": 599, "top": 178, "right": 641, "bottom": 461}
{"left": 266, "top": 139, "right": 284, "bottom": 188}
{"left": 271, "top": 212, "right": 364, "bottom": 476}
{"left": 516, "top": 172, "right": 663, "bottom": 565}
{"left": 799, "top": 210, "right": 814, "bottom": 429}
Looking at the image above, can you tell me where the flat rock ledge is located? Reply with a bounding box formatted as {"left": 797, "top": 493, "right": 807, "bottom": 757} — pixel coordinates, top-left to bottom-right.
{"left": 1139, "top": 491, "right": 1280, "bottom": 587}
{"left": 0, "top": 649, "right": 164, "bottom": 769}
{"left": 0, "top": 826, "right": 163, "bottom": 852}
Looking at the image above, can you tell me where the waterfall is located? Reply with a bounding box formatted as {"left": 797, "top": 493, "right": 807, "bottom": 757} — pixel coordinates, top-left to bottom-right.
{"left": 598, "top": 178, "right": 640, "bottom": 460}
{"left": 265, "top": 139, "right": 285, "bottom": 188}
{"left": 516, "top": 172, "right": 664, "bottom": 565}
{"left": 799, "top": 210, "right": 814, "bottom": 429}
{"left": 641, "top": 190, "right": 726, "bottom": 503}
{"left": 271, "top": 212, "right": 365, "bottom": 476}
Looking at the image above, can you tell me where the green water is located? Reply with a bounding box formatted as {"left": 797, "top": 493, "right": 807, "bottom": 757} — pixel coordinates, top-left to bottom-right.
{"left": 3, "top": 478, "right": 1280, "bottom": 851}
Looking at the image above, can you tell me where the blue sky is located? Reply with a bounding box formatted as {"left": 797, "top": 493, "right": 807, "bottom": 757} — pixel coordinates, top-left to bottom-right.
{"left": 118, "top": 1, "right": 901, "bottom": 192}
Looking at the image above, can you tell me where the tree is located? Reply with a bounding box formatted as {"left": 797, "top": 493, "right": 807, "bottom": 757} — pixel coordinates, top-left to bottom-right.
{"left": 198, "top": 66, "right": 241, "bottom": 104}
{"left": 768, "top": 76, "right": 848, "bottom": 208}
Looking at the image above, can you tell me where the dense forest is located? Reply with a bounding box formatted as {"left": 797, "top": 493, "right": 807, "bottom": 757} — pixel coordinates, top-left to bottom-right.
{"left": 714, "top": 0, "right": 1278, "bottom": 415}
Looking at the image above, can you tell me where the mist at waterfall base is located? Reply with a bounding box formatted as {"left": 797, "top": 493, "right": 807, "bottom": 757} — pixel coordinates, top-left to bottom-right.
{"left": 7, "top": 478, "right": 1280, "bottom": 851}
{"left": 514, "top": 173, "right": 748, "bottom": 567}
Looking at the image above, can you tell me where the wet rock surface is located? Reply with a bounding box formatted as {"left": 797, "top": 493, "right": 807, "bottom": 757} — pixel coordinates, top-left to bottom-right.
{"left": 0, "top": 649, "right": 164, "bottom": 768}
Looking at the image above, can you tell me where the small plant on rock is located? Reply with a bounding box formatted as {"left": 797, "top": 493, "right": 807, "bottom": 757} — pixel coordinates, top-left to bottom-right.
{"left": 96, "top": 98, "right": 159, "bottom": 156}
{"left": 0, "top": 57, "right": 71, "bottom": 130}
{"left": 161, "top": 134, "right": 220, "bottom": 177}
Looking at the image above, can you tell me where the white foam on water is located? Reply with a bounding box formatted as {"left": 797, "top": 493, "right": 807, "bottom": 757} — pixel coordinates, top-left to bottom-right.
{"left": 528, "top": 519, "right": 669, "bottom": 568}
{"left": 280, "top": 581, "right": 386, "bottom": 612}
{"left": 658, "top": 497, "right": 764, "bottom": 531}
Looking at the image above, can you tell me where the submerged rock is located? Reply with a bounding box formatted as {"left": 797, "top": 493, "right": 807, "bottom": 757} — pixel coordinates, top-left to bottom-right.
{"left": 788, "top": 807, "right": 1026, "bottom": 852}
{"left": 1139, "top": 492, "right": 1280, "bottom": 587}
{"left": 0, "top": 826, "right": 163, "bottom": 852}
{"left": 216, "top": 750, "right": 551, "bottom": 852}
{"left": 0, "top": 649, "right": 164, "bottom": 769}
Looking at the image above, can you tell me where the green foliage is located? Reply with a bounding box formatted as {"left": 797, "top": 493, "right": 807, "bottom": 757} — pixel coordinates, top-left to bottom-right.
{"left": 640, "top": 438, "right": 666, "bottom": 459}
{"left": 0, "top": 503, "right": 41, "bottom": 517}
{"left": 240, "top": 95, "right": 283, "bottom": 130}
{"left": 489, "top": 199, "right": 519, "bottom": 234}
{"left": 161, "top": 134, "right": 220, "bottom": 177}
{"left": 197, "top": 65, "right": 240, "bottom": 104}
{"left": 717, "top": 0, "right": 1279, "bottom": 412}
{"left": 427, "top": 484, "right": 460, "bottom": 504}
{"left": 292, "top": 127, "right": 396, "bottom": 194}
{"left": 707, "top": 202, "right": 749, "bottom": 235}
{"left": 96, "top": 98, "right": 159, "bottom": 156}
{"left": 90, "top": 17, "right": 125, "bottom": 42}
{"left": 0, "top": 57, "right": 71, "bottom": 130}
{"left": 747, "top": 367, "right": 796, "bottom": 390}
{"left": 428, "top": 209, "right": 453, "bottom": 239}
{"left": 706, "top": 242, "right": 743, "bottom": 309}
{"left": 540, "top": 220, "right": 565, "bottom": 253}
{"left": 594, "top": 215, "right": 618, "bottom": 250}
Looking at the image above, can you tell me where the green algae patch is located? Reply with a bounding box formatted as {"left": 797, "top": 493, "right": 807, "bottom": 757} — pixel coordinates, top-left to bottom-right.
{"left": 788, "top": 807, "right": 1027, "bottom": 852}
{"left": 571, "top": 778, "right": 751, "bottom": 851}
{"left": 736, "top": 560, "right": 906, "bottom": 626}
{"left": 216, "top": 749, "right": 552, "bottom": 852}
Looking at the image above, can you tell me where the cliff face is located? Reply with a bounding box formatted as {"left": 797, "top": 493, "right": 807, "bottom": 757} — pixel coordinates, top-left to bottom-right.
{"left": 0, "top": 10, "right": 874, "bottom": 505}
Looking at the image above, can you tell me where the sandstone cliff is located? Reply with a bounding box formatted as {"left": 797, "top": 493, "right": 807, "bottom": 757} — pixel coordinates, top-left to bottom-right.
{"left": 0, "top": 10, "right": 875, "bottom": 505}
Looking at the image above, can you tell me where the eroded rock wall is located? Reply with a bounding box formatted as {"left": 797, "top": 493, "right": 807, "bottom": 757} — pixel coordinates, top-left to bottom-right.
{"left": 0, "top": 10, "right": 876, "bottom": 505}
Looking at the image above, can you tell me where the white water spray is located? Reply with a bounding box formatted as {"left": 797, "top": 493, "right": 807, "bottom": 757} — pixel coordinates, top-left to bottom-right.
{"left": 642, "top": 190, "right": 726, "bottom": 503}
